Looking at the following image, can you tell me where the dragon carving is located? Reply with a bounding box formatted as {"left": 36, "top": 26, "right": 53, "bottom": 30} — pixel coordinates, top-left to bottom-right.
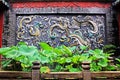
{"left": 17, "top": 15, "right": 104, "bottom": 48}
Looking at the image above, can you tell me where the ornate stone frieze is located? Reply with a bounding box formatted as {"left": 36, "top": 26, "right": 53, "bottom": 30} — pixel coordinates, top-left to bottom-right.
{"left": 3, "top": 7, "right": 114, "bottom": 49}
{"left": 16, "top": 15, "right": 105, "bottom": 48}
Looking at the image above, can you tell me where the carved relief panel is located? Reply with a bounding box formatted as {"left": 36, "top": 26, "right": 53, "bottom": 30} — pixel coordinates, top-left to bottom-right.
{"left": 3, "top": 7, "right": 113, "bottom": 49}
{"left": 16, "top": 14, "right": 105, "bottom": 49}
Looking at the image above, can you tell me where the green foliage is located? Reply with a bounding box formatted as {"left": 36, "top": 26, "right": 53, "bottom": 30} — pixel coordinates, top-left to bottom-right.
{"left": 115, "top": 58, "right": 120, "bottom": 71}
{"left": 39, "top": 42, "right": 81, "bottom": 72}
{"left": 0, "top": 42, "right": 40, "bottom": 71}
{"left": 103, "top": 44, "right": 116, "bottom": 54}
{"left": 39, "top": 43, "right": 112, "bottom": 72}
{"left": 0, "top": 42, "right": 116, "bottom": 73}
{"left": 40, "top": 66, "right": 50, "bottom": 73}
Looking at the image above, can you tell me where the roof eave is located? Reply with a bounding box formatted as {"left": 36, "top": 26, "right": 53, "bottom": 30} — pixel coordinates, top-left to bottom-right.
{"left": 9, "top": 0, "right": 114, "bottom": 3}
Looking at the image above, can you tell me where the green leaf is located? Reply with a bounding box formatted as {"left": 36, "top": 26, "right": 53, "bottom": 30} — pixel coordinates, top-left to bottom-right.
{"left": 0, "top": 47, "right": 11, "bottom": 54}
{"left": 69, "top": 68, "right": 80, "bottom": 72}
{"left": 105, "top": 65, "right": 116, "bottom": 71}
{"left": 40, "top": 66, "right": 50, "bottom": 73}
{"left": 53, "top": 64, "right": 63, "bottom": 72}
{"left": 80, "top": 45, "right": 88, "bottom": 50}
{"left": 90, "top": 62, "right": 102, "bottom": 71}
{"left": 63, "top": 45, "right": 72, "bottom": 56}
{"left": 88, "top": 50, "right": 94, "bottom": 55}
{"left": 57, "top": 57, "right": 66, "bottom": 64}
{"left": 2, "top": 59, "right": 12, "bottom": 68}
{"left": 18, "top": 45, "right": 38, "bottom": 56}
{"left": 21, "top": 63, "right": 32, "bottom": 72}
{"left": 66, "top": 57, "right": 72, "bottom": 63}
{"left": 94, "top": 49, "right": 103, "bottom": 54}
{"left": 98, "top": 59, "right": 108, "bottom": 67}
{"left": 17, "top": 41, "right": 27, "bottom": 45}
{"left": 5, "top": 50, "right": 18, "bottom": 59}
{"left": 69, "top": 46, "right": 76, "bottom": 52}
{"left": 65, "top": 64, "right": 73, "bottom": 70}
{"left": 15, "top": 56, "right": 25, "bottom": 63}
{"left": 53, "top": 48, "right": 63, "bottom": 55}
{"left": 40, "top": 55, "right": 50, "bottom": 64}
{"left": 39, "top": 42, "right": 53, "bottom": 51}
{"left": 79, "top": 54, "right": 89, "bottom": 62}
{"left": 116, "top": 58, "right": 120, "bottom": 62}
{"left": 72, "top": 55, "right": 80, "bottom": 64}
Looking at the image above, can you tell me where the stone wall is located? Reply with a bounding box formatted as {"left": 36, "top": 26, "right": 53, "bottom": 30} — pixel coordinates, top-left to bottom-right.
{"left": 2, "top": 1, "right": 117, "bottom": 49}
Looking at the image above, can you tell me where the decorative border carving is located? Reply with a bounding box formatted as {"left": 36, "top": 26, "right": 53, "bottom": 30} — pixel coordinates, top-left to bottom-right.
{"left": 6, "top": 7, "right": 113, "bottom": 47}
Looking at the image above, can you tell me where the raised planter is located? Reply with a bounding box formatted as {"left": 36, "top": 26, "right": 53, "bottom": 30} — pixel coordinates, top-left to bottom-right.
{"left": 1, "top": 61, "right": 120, "bottom": 80}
